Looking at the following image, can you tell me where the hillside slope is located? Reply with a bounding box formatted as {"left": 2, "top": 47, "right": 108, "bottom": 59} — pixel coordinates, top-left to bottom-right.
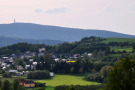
{"left": 0, "top": 36, "right": 64, "bottom": 47}
{"left": 0, "top": 23, "right": 134, "bottom": 42}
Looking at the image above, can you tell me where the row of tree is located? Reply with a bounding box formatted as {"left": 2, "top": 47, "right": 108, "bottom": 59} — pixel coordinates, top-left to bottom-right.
{"left": 0, "top": 79, "right": 26, "bottom": 90}
{"left": 27, "top": 70, "right": 50, "bottom": 79}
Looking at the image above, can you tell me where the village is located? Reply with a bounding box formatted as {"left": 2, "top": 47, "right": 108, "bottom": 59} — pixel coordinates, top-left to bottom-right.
{"left": 0, "top": 47, "right": 93, "bottom": 88}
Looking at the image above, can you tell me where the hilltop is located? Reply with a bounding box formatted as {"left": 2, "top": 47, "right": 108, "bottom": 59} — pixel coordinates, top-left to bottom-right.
{"left": 0, "top": 23, "right": 134, "bottom": 42}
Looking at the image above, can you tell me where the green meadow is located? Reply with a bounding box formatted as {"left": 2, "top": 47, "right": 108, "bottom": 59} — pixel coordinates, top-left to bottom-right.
{"left": 102, "top": 38, "right": 135, "bottom": 43}
{"left": 110, "top": 46, "right": 133, "bottom": 52}
{"left": 36, "top": 74, "right": 100, "bottom": 87}
{"left": 114, "top": 48, "right": 133, "bottom": 52}
{"left": 0, "top": 74, "right": 100, "bottom": 90}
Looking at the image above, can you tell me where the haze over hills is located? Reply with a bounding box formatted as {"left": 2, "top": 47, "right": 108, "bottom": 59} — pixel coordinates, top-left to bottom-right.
{"left": 0, "top": 36, "right": 64, "bottom": 47}
{"left": 0, "top": 23, "right": 134, "bottom": 42}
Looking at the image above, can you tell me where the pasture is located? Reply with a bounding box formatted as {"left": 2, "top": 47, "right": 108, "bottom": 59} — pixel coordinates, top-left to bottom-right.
{"left": 110, "top": 46, "right": 133, "bottom": 52}
{"left": 102, "top": 38, "right": 135, "bottom": 43}
{"left": 36, "top": 74, "right": 100, "bottom": 87}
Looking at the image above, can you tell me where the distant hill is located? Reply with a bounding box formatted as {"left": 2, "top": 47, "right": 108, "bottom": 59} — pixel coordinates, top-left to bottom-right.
{"left": 0, "top": 36, "right": 64, "bottom": 47}
{"left": 0, "top": 23, "right": 134, "bottom": 42}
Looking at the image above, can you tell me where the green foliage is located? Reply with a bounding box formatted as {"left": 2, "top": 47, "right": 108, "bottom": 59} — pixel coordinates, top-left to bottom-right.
{"left": 0, "top": 43, "right": 44, "bottom": 55}
{"left": 27, "top": 70, "right": 50, "bottom": 79}
{"left": 37, "top": 86, "right": 46, "bottom": 90}
{"left": 100, "top": 65, "right": 112, "bottom": 77}
{"left": 0, "top": 70, "right": 5, "bottom": 74}
{"left": 55, "top": 85, "right": 105, "bottom": 90}
{"left": 102, "top": 38, "right": 135, "bottom": 43}
{"left": 18, "top": 85, "right": 26, "bottom": 90}
{"left": 66, "top": 86, "right": 76, "bottom": 90}
{"left": 70, "top": 67, "right": 74, "bottom": 74}
{"left": 85, "top": 73, "right": 104, "bottom": 83}
{"left": 106, "top": 57, "right": 135, "bottom": 90}
{"left": 0, "top": 80, "right": 2, "bottom": 87}
{"left": 3, "top": 72, "right": 12, "bottom": 78}
{"left": 1, "top": 80, "right": 11, "bottom": 90}
{"left": 13, "top": 79, "right": 20, "bottom": 90}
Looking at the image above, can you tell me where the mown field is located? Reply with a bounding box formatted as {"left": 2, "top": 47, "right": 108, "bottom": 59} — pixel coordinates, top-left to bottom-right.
{"left": 36, "top": 74, "right": 100, "bottom": 87}
{"left": 102, "top": 38, "right": 135, "bottom": 43}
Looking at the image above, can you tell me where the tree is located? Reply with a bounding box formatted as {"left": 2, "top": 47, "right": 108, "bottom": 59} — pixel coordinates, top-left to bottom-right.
{"left": 44, "top": 54, "right": 53, "bottom": 64}
{"left": 100, "top": 65, "right": 112, "bottom": 77}
{"left": 106, "top": 57, "right": 135, "bottom": 90}
{"left": 3, "top": 72, "right": 12, "bottom": 78}
{"left": 70, "top": 67, "right": 74, "bottom": 74}
{"left": 67, "top": 86, "right": 76, "bottom": 90}
{"left": 79, "top": 67, "right": 83, "bottom": 74}
{"left": 133, "top": 43, "right": 135, "bottom": 52}
{"left": 13, "top": 79, "right": 20, "bottom": 90}
{"left": 0, "top": 80, "right": 2, "bottom": 87}
{"left": 37, "top": 86, "right": 46, "bottom": 90}
{"left": 1, "top": 80, "right": 11, "bottom": 90}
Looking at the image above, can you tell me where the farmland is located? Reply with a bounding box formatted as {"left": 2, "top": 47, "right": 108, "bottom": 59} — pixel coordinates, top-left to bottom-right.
{"left": 102, "top": 38, "right": 135, "bottom": 43}
{"left": 36, "top": 74, "right": 100, "bottom": 87}
{"left": 110, "top": 46, "right": 133, "bottom": 52}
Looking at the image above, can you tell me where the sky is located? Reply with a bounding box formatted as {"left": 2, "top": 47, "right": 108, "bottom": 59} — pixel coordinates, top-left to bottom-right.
{"left": 0, "top": 0, "right": 135, "bottom": 35}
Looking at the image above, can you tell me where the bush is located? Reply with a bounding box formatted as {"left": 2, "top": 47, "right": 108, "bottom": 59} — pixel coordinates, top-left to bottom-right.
{"left": 3, "top": 72, "right": 12, "bottom": 78}
{"left": 55, "top": 85, "right": 105, "bottom": 90}
{"left": 35, "top": 82, "right": 46, "bottom": 87}
{"left": 27, "top": 70, "right": 50, "bottom": 79}
{"left": 0, "top": 70, "right": 5, "bottom": 74}
{"left": 85, "top": 73, "right": 104, "bottom": 83}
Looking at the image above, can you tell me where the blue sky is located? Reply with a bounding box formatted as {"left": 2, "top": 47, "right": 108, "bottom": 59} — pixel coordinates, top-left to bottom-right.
{"left": 0, "top": 0, "right": 135, "bottom": 35}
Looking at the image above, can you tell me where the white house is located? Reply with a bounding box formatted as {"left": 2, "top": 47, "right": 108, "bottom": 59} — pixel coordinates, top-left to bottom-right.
{"left": 50, "top": 72, "right": 54, "bottom": 77}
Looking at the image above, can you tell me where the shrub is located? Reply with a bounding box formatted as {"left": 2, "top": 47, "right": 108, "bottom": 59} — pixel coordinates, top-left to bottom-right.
{"left": 85, "top": 73, "right": 103, "bottom": 83}
{"left": 55, "top": 85, "right": 105, "bottom": 90}
{"left": 3, "top": 72, "right": 12, "bottom": 78}
{"left": 27, "top": 70, "right": 50, "bottom": 79}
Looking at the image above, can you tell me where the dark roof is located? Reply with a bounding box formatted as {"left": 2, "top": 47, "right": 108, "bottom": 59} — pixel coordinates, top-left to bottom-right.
{"left": 20, "top": 79, "right": 35, "bottom": 84}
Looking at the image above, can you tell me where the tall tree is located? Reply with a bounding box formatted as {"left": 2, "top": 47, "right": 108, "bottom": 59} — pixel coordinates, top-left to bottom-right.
{"left": 13, "top": 79, "right": 20, "bottom": 90}
{"left": 106, "top": 57, "right": 135, "bottom": 90}
{"left": 1, "top": 80, "right": 11, "bottom": 90}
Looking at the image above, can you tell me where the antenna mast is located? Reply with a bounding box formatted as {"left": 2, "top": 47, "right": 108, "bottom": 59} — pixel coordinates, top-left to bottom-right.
{"left": 14, "top": 19, "right": 16, "bottom": 23}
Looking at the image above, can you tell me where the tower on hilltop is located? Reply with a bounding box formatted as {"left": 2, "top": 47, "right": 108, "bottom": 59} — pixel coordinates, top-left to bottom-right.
{"left": 14, "top": 19, "right": 16, "bottom": 23}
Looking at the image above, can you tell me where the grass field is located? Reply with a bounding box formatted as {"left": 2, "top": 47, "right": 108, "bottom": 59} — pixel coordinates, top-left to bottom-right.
{"left": 36, "top": 74, "right": 100, "bottom": 87}
{"left": 114, "top": 48, "right": 133, "bottom": 52}
{"left": 102, "top": 38, "right": 135, "bottom": 43}
{"left": 28, "top": 86, "right": 54, "bottom": 90}
{"left": 110, "top": 46, "right": 133, "bottom": 52}
{"left": 0, "top": 74, "right": 100, "bottom": 90}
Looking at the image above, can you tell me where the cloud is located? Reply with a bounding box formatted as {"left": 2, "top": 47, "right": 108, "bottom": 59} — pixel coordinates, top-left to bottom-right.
{"left": 35, "top": 9, "right": 43, "bottom": 13}
{"left": 45, "top": 8, "right": 68, "bottom": 14}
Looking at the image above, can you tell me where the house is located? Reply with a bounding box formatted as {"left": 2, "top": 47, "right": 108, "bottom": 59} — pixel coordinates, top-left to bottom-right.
{"left": 50, "top": 72, "right": 54, "bottom": 77}
{"left": 20, "top": 71, "right": 28, "bottom": 76}
{"left": 25, "top": 65, "right": 35, "bottom": 70}
{"left": 16, "top": 65, "right": 24, "bottom": 70}
{"left": 54, "top": 58, "right": 60, "bottom": 62}
{"left": 9, "top": 70, "right": 18, "bottom": 75}
{"left": 87, "top": 53, "right": 92, "bottom": 57}
{"left": 38, "top": 53, "right": 44, "bottom": 56}
{"left": 39, "top": 48, "right": 46, "bottom": 53}
{"left": 20, "top": 51, "right": 36, "bottom": 59}
{"left": 20, "top": 79, "right": 35, "bottom": 88}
